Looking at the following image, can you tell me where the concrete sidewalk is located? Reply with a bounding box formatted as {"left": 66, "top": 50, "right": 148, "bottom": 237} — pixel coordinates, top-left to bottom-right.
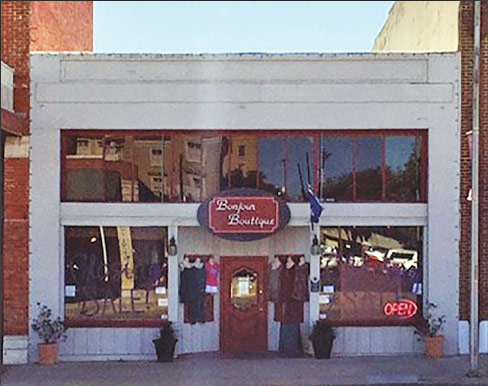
{"left": 2, "top": 354, "right": 487, "bottom": 386}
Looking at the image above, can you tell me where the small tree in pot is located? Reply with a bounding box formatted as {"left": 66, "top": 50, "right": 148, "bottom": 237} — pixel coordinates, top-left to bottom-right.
{"left": 153, "top": 322, "right": 178, "bottom": 362}
{"left": 414, "top": 302, "right": 446, "bottom": 358}
{"left": 309, "top": 321, "right": 336, "bottom": 359}
{"left": 31, "top": 303, "right": 67, "bottom": 365}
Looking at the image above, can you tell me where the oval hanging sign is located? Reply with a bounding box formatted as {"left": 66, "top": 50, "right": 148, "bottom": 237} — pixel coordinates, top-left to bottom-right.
{"left": 198, "top": 188, "right": 291, "bottom": 241}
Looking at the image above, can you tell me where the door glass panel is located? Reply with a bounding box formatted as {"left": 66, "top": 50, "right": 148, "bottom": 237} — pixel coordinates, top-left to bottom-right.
{"left": 231, "top": 269, "right": 258, "bottom": 311}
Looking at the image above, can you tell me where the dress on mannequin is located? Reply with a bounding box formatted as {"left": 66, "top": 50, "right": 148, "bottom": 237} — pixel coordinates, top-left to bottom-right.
{"left": 267, "top": 256, "right": 282, "bottom": 302}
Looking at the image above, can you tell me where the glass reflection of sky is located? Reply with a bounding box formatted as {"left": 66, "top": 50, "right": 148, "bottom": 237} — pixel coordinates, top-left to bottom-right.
{"left": 321, "top": 137, "right": 352, "bottom": 180}
{"left": 356, "top": 137, "right": 382, "bottom": 172}
{"left": 288, "top": 136, "right": 314, "bottom": 199}
{"left": 386, "top": 137, "right": 416, "bottom": 172}
{"left": 259, "top": 138, "right": 284, "bottom": 188}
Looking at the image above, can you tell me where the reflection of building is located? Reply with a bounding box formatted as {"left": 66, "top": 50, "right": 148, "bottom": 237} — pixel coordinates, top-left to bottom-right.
{"left": 228, "top": 136, "right": 258, "bottom": 178}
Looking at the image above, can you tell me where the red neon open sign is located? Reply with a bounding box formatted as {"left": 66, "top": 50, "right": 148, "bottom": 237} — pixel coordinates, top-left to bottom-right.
{"left": 383, "top": 299, "right": 418, "bottom": 319}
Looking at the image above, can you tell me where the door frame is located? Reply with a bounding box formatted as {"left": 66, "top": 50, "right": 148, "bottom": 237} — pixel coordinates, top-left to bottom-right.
{"left": 219, "top": 256, "right": 268, "bottom": 352}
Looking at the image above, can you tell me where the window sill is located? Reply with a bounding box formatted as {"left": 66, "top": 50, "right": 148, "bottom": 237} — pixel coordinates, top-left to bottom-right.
{"left": 64, "top": 319, "right": 168, "bottom": 328}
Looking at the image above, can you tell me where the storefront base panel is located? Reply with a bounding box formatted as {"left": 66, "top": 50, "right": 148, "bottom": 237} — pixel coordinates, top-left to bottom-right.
{"left": 57, "top": 328, "right": 160, "bottom": 363}
{"left": 458, "top": 321, "right": 488, "bottom": 354}
{"left": 331, "top": 327, "right": 423, "bottom": 356}
{"left": 56, "top": 326, "right": 423, "bottom": 361}
{"left": 2, "top": 335, "right": 28, "bottom": 364}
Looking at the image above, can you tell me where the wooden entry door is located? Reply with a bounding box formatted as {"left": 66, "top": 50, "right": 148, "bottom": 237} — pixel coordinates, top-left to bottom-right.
{"left": 220, "top": 256, "right": 268, "bottom": 352}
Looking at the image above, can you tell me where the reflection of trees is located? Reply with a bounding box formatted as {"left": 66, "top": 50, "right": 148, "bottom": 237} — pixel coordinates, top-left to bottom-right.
{"left": 386, "top": 148, "right": 419, "bottom": 202}
{"left": 323, "top": 146, "right": 420, "bottom": 203}
{"left": 322, "top": 173, "right": 353, "bottom": 200}
{"left": 223, "top": 169, "right": 281, "bottom": 195}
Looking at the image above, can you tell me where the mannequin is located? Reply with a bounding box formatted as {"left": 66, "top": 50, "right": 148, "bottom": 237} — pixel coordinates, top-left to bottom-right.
{"left": 193, "top": 257, "right": 204, "bottom": 270}
{"left": 285, "top": 256, "right": 295, "bottom": 270}
{"left": 292, "top": 255, "right": 309, "bottom": 302}
{"left": 179, "top": 256, "right": 206, "bottom": 323}
{"left": 205, "top": 256, "right": 220, "bottom": 294}
{"left": 267, "top": 255, "right": 283, "bottom": 302}
{"left": 270, "top": 255, "right": 282, "bottom": 270}
{"left": 180, "top": 256, "right": 193, "bottom": 270}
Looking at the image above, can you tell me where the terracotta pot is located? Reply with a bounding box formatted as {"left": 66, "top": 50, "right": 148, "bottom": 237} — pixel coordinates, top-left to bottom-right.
{"left": 38, "top": 342, "right": 59, "bottom": 365}
{"left": 424, "top": 335, "right": 444, "bottom": 358}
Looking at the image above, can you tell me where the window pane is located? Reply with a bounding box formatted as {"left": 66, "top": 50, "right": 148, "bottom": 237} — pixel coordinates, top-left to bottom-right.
{"left": 258, "top": 137, "right": 285, "bottom": 195}
{"left": 132, "top": 135, "right": 169, "bottom": 202}
{"left": 65, "top": 226, "right": 168, "bottom": 322}
{"left": 386, "top": 136, "right": 420, "bottom": 202}
{"left": 320, "top": 136, "right": 353, "bottom": 201}
{"left": 103, "top": 136, "right": 130, "bottom": 202}
{"left": 287, "top": 136, "right": 315, "bottom": 202}
{"left": 201, "top": 136, "right": 228, "bottom": 199}
{"left": 226, "top": 136, "right": 258, "bottom": 190}
{"left": 319, "top": 226, "right": 423, "bottom": 325}
{"left": 64, "top": 135, "right": 105, "bottom": 201}
{"left": 355, "top": 136, "right": 382, "bottom": 201}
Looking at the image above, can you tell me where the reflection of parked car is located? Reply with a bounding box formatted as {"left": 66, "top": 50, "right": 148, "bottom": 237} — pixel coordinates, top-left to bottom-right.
{"left": 321, "top": 253, "right": 340, "bottom": 268}
{"left": 385, "top": 249, "right": 418, "bottom": 270}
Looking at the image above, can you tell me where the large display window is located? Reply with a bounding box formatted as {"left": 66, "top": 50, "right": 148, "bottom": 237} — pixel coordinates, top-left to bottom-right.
{"left": 64, "top": 226, "right": 168, "bottom": 325}
{"left": 319, "top": 226, "right": 423, "bottom": 326}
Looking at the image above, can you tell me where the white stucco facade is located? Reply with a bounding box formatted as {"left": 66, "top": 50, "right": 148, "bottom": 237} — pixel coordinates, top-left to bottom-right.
{"left": 26, "top": 52, "right": 462, "bottom": 362}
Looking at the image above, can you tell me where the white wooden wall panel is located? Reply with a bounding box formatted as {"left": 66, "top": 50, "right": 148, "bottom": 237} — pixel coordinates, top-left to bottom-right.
{"left": 61, "top": 328, "right": 159, "bottom": 361}
{"left": 331, "top": 327, "right": 422, "bottom": 357}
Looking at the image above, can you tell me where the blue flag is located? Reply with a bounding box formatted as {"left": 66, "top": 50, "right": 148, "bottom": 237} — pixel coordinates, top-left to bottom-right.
{"left": 306, "top": 185, "right": 323, "bottom": 223}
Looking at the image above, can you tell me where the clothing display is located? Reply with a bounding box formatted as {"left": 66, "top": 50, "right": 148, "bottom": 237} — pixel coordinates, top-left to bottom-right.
{"left": 279, "top": 261, "right": 296, "bottom": 300}
{"left": 292, "top": 261, "right": 310, "bottom": 302}
{"left": 179, "top": 258, "right": 207, "bottom": 324}
{"left": 279, "top": 323, "right": 302, "bottom": 356}
{"left": 205, "top": 259, "right": 220, "bottom": 294}
{"left": 266, "top": 263, "right": 282, "bottom": 302}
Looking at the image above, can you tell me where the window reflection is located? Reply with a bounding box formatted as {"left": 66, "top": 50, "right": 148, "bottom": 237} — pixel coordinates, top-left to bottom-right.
{"left": 227, "top": 136, "right": 258, "bottom": 190}
{"left": 64, "top": 226, "right": 168, "bottom": 322}
{"left": 355, "top": 136, "right": 382, "bottom": 201}
{"left": 320, "top": 137, "right": 353, "bottom": 201}
{"left": 319, "top": 226, "right": 423, "bottom": 325}
{"left": 287, "top": 136, "right": 315, "bottom": 202}
{"left": 258, "top": 137, "right": 285, "bottom": 195}
{"left": 386, "top": 136, "right": 420, "bottom": 202}
{"left": 62, "top": 131, "right": 426, "bottom": 203}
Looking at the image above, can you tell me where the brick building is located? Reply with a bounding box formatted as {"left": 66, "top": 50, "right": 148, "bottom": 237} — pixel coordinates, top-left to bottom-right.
{"left": 374, "top": 0, "right": 488, "bottom": 353}
{"left": 1, "top": 0, "right": 93, "bottom": 364}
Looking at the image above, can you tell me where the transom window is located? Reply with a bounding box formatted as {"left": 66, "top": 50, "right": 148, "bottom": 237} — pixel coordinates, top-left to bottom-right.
{"left": 61, "top": 130, "right": 426, "bottom": 203}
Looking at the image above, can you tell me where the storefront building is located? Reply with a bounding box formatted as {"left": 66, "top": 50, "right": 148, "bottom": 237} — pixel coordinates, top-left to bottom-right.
{"left": 28, "top": 53, "right": 459, "bottom": 361}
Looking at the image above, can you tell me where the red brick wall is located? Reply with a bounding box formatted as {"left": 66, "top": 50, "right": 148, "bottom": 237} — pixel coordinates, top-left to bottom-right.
{"left": 459, "top": 1, "right": 488, "bottom": 320}
{"left": 30, "top": 1, "right": 93, "bottom": 52}
{"left": 3, "top": 158, "right": 29, "bottom": 335}
{"left": 0, "top": 0, "right": 32, "bottom": 114}
{"left": 1, "top": 1, "right": 93, "bottom": 336}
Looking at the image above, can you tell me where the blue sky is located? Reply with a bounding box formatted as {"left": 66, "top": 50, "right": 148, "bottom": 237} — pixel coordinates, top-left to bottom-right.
{"left": 94, "top": 1, "right": 395, "bottom": 54}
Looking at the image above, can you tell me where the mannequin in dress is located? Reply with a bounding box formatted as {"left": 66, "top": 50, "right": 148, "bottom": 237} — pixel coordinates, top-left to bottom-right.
{"left": 286, "top": 256, "right": 295, "bottom": 270}
{"left": 267, "top": 255, "right": 283, "bottom": 302}
{"left": 205, "top": 256, "right": 220, "bottom": 294}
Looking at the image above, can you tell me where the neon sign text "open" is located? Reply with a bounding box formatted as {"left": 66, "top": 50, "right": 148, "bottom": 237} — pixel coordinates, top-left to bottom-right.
{"left": 383, "top": 299, "right": 418, "bottom": 319}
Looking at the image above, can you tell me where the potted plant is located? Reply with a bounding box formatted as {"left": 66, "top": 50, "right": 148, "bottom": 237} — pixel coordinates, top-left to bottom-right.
{"left": 31, "top": 303, "right": 67, "bottom": 365}
{"left": 153, "top": 322, "right": 178, "bottom": 362}
{"left": 414, "top": 302, "right": 446, "bottom": 358}
{"left": 309, "top": 321, "right": 336, "bottom": 359}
